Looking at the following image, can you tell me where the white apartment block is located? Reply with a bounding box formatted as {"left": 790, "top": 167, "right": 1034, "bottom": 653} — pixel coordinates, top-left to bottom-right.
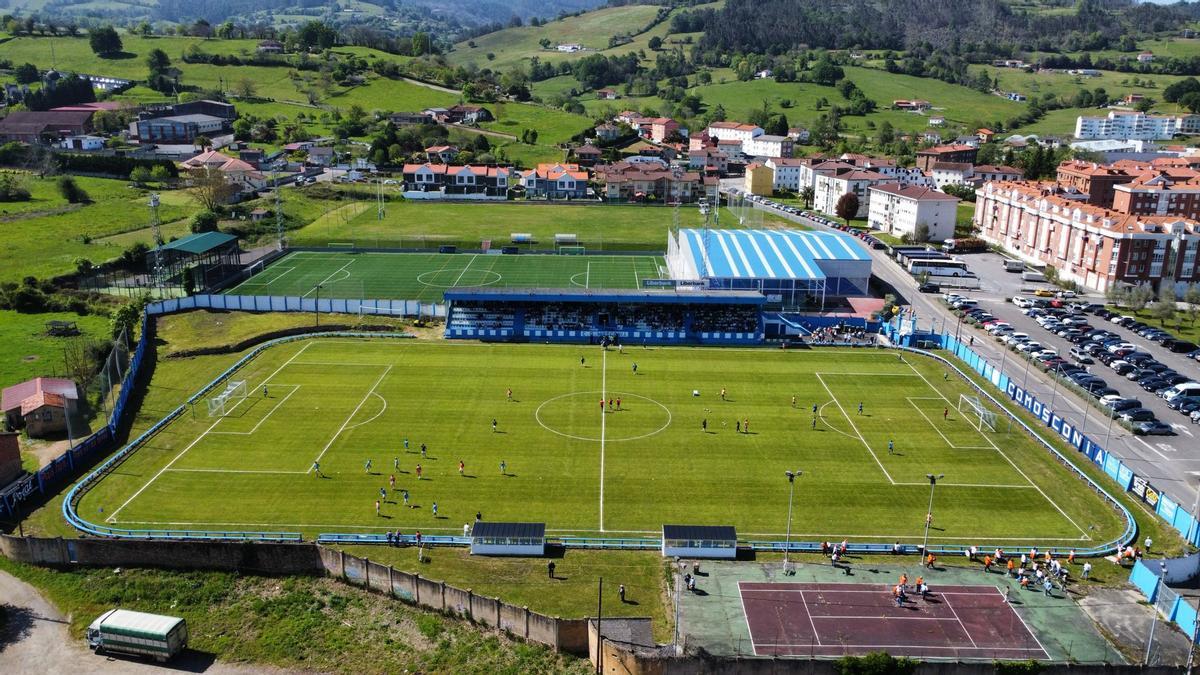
{"left": 814, "top": 170, "right": 889, "bottom": 219}
{"left": 705, "top": 122, "right": 763, "bottom": 146}
{"left": 867, "top": 184, "right": 960, "bottom": 242}
{"left": 1074, "top": 111, "right": 1183, "bottom": 141}
{"left": 766, "top": 157, "right": 805, "bottom": 191}
{"left": 930, "top": 162, "right": 974, "bottom": 189}
{"left": 743, "top": 134, "right": 793, "bottom": 158}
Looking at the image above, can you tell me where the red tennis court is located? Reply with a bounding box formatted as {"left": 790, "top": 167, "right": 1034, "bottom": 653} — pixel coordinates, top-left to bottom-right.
{"left": 739, "top": 582, "right": 1049, "bottom": 660}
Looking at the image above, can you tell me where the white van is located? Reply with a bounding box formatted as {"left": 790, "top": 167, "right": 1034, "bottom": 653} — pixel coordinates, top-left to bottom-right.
{"left": 1164, "top": 382, "right": 1200, "bottom": 401}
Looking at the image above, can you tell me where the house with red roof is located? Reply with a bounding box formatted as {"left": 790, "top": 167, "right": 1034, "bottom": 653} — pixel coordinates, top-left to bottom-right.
{"left": 519, "top": 162, "right": 590, "bottom": 199}
{"left": 2, "top": 377, "right": 78, "bottom": 437}
{"left": 401, "top": 163, "right": 513, "bottom": 199}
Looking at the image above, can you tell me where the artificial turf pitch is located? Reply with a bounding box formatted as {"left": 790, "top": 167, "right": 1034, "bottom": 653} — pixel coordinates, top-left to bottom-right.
{"left": 79, "top": 339, "right": 1125, "bottom": 544}
{"left": 226, "top": 251, "right": 665, "bottom": 303}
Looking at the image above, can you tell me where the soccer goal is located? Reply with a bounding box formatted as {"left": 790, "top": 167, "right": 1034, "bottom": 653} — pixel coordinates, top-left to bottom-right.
{"left": 957, "top": 394, "right": 1000, "bottom": 433}
{"left": 558, "top": 245, "right": 587, "bottom": 255}
{"left": 207, "top": 380, "right": 248, "bottom": 417}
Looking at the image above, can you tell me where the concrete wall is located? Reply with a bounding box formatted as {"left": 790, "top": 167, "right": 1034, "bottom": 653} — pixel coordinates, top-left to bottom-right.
{"left": 444, "top": 584, "right": 471, "bottom": 619}
{"left": 0, "top": 535, "right": 323, "bottom": 574}
{"left": 471, "top": 593, "right": 500, "bottom": 628}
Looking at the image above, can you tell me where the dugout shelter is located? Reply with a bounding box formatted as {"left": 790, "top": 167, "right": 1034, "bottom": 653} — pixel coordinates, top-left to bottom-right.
{"left": 662, "top": 525, "right": 738, "bottom": 559}
{"left": 445, "top": 288, "right": 765, "bottom": 345}
{"left": 666, "top": 228, "right": 871, "bottom": 309}
{"left": 469, "top": 522, "right": 546, "bottom": 556}
{"left": 151, "top": 231, "right": 243, "bottom": 292}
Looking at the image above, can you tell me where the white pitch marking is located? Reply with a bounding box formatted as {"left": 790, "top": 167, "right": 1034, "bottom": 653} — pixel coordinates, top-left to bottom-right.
{"left": 311, "top": 365, "right": 393, "bottom": 468}
{"left": 209, "top": 385, "right": 300, "bottom": 436}
{"left": 815, "top": 372, "right": 895, "bottom": 484}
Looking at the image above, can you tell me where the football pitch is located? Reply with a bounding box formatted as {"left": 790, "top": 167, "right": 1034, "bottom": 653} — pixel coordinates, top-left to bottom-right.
{"left": 77, "top": 339, "right": 1126, "bottom": 545}
{"left": 226, "top": 251, "right": 665, "bottom": 303}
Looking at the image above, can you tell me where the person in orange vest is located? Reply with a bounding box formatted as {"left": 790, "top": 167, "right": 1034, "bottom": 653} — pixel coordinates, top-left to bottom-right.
{"left": 1067, "top": 550, "right": 1076, "bottom": 565}
{"left": 983, "top": 555, "right": 992, "bottom": 573}
{"left": 1006, "top": 558, "right": 1015, "bottom": 577}
{"left": 926, "top": 553, "right": 936, "bottom": 569}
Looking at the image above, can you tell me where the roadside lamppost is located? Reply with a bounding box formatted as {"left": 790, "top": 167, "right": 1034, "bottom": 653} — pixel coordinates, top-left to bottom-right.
{"left": 784, "top": 470, "right": 803, "bottom": 567}
{"left": 313, "top": 283, "right": 324, "bottom": 327}
{"left": 921, "top": 473, "right": 944, "bottom": 557}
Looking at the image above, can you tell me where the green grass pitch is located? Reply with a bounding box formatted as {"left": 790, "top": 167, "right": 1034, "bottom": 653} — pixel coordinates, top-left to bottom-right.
{"left": 226, "top": 252, "right": 666, "bottom": 303}
{"left": 78, "top": 339, "right": 1125, "bottom": 546}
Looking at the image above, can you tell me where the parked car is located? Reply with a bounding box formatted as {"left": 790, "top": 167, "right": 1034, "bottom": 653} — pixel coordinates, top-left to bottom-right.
{"left": 1120, "top": 408, "right": 1157, "bottom": 422}
{"left": 1134, "top": 421, "right": 1175, "bottom": 436}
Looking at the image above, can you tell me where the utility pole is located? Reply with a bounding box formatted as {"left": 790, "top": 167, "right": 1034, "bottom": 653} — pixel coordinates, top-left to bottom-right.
{"left": 149, "top": 193, "right": 162, "bottom": 295}
{"left": 784, "top": 470, "right": 802, "bottom": 570}
{"left": 274, "top": 170, "right": 284, "bottom": 251}
{"left": 921, "top": 473, "right": 944, "bottom": 556}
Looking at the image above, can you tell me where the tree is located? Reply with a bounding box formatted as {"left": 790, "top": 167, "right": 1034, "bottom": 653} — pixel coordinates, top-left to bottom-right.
{"left": 62, "top": 337, "right": 101, "bottom": 401}
{"left": 913, "top": 222, "right": 930, "bottom": 243}
{"left": 1183, "top": 283, "right": 1200, "bottom": 326}
{"left": 57, "top": 176, "right": 89, "bottom": 204}
{"left": 411, "top": 31, "right": 432, "bottom": 56}
{"left": 73, "top": 257, "right": 94, "bottom": 276}
{"left": 149, "top": 165, "right": 171, "bottom": 184}
{"left": 1180, "top": 92, "right": 1200, "bottom": 115}
{"left": 648, "top": 36, "right": 663, "bottom": 50}
{"left": 234, "top": 78, "right": 258, "bottom": 98}
{"left": 89, "top": 25, "right": 123, "bottom": 57}
{"left": 187, "top": 168, "right": 236, "bottom": 211}
{"left": 799, "top": 186, "right": 814, "bottom": 209}
{"left": 129, "top": 166, "right": 151, "bottom": 186}
{"left": 1134, "top": 97, "right": 1155, "bottom": 113}
{"left": 190, "top": 210, "right": 220, "bottom": 233}
{"left": 1150, "top": 285, "right": 1177, "bottom": 326}
{"left": 14, "top": 63, "right": 39, "bottom": 85}
{"left": 1129, "top": 283, "right": 1155, "bottom": 311}
{"left": 834, "top": 192, "right": 859, "bottom": 224}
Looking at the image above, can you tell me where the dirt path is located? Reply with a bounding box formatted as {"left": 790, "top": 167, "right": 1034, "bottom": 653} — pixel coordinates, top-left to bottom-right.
{"left": 400, "top": 76, "right": 460, "bottom": 94}
{"left": 0, "top": 570, "right": 312, "bottom": 674}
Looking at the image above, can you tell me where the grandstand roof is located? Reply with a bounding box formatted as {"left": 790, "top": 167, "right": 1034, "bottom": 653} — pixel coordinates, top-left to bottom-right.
{"left": 444, "top": 287, "right": 765, "bottom": 305}
{"left": 678, "top": 229, "right": 869, "bottom": 281}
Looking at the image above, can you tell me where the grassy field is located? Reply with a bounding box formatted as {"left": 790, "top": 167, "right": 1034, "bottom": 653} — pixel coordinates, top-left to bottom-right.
{"left": 227, "top": 251, "right": 665, "bottom": 302}
{"left": 74, "top": 338, "right": 1126, "bottom": 548}
{"left": 0, "top": 555, "right": 586, "bottom": 674}
{"left": 0, "top": 175, "right": 190, "bottom": 282}
{"left": 0, "top": 310, "right": 111, "bottom": 385}
{"left": 1105, "top": 305, "right": 1200, "bottom": 344}
{"left": 288, "top": 200, "right": 704, "bottom": 251}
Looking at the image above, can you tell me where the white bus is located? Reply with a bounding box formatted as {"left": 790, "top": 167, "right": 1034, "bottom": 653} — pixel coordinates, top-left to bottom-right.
{"left": 908, "top": 259, "right": 974, "bottom": 277}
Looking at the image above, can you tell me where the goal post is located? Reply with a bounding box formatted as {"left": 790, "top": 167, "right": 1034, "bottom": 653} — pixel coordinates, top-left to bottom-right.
{"left": 957, "top": 393, "right": 1000, "bottom": 433}
{"left": 207, "top": 380, "right": 248, "bottom": 417}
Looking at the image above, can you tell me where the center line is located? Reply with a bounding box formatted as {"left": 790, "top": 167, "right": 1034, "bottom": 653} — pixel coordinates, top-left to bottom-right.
{"left": 599, "top": 347, "right": 607, "bottom": 532}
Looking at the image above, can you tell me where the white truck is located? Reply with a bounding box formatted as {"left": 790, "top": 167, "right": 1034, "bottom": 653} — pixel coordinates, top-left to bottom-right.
{"left": 87, "top": 609, "right": 188, "bottom": 662}
{"left": 1004, "top": 259, "right": 1025, "bottom": 273}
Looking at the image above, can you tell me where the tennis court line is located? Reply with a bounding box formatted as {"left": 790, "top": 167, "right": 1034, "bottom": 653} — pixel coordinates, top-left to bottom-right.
{"left": 904, "top": 398, "right": 994, "bottom": 451}
{"left": 902, "top": 360, "right": 1091, "bottom": 539}
{"left": 815, "top": 372, "right": 895, "bottom": 485}
{"left": 310, "top": 364, "right": 393, "bottom": 468}
{"left": 210, "top": 385, "right": 300, "bottom": 436}
{"left": 108, "top": 342, "right": 315, "bottom": 522}
{"left": 941, "top": 592, "right": 979, "bottom": 649}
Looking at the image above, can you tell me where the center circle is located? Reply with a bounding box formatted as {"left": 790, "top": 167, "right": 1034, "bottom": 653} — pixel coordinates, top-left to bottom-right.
{"left": 415, "top": 269, "right": 503, "bottom": 288}
{"left": 535, "top": 391, "right": 672, "bottom": 442}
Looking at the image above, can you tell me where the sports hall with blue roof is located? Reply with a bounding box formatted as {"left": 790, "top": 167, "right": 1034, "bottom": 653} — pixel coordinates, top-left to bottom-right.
{"left": 666, "top": 228, "right": 872, "bottom": 308}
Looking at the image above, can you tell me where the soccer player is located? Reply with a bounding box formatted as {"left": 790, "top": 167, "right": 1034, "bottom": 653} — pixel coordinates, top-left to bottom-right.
{"left": 701, "top": 419, "right": 707, "bottom": 432}
{"left": 735, "top": 420, "right": 741, "bottom": 433}
{"left": 380, "top": 486, "right": 387, "bottom": 502}
{"left": 311, "top": 460, "right": 321, "bottom": 476}
{"left": 458, "top": 460, "right": 465, "bottom": 476}
{"left": 720, "top": 388, "right": 727, "bottom": 401}
{"left": 432, "top": 502, "right": 439, "bottom": 518}
{"left": 812, "top": 403, "right": 818, "bottom": 415}
{"left": 888, "top": 439, "right": 894, "bottom": 455}
{"left": 420, "top": 443, "right": 427, "bottom": 458}
{"left": 492, "top": 418, "right": 497, "bottom": 433}
{"left": 608, "top": 398, "right": 613, "bottom": 411}
{"left": 365, "top": 458, "right": 372, "bottom": 473}
{"left": 506, "top": 388, "right": 512, "bottom": 401}
{"left": 375, "top": 499, "right": 381, "bottom": 516}
{"left": 389, "top": 474, "right": 396, "bottom": 489}
{"left": 791, "top": 396, "right": 796, "bottom": 408}
{"left": 404, "top": 438, "right": 409, "bottom": 451}
{"left": 616, "top": 397, "right": 621, "bottom": 410}
{"left": 415, "top": 464, "right": 422, "bottom": 480}
{"left": 393, "top": 457, "right": 399, "bottom": 471}
{"left": 499, "top": 460, "right": 507, "bottom": 475}
{"left": 402, "top": 489, "right": 410, "bottom": 508}
{"left": 811, "top": 417, "right": 817, "bottom": 430}
{"left": 632, "top": 363, "right": 637, "bottom": 374}
{"left": 262, "top": 384, "right": 268, "bottom": 398}
{"left": 858, "top": 402, "right": 863, "bottom": 415}
{"left": 943, "top": 407, "right": 949, "bottom": 421}
{"left": 600, "top": 398, "right": 606, "bottom": 412}
{"left": 744, "top": 418, "right": 749, "bottom": 434}
{"left": 581, "top": 356, "right": 586, "bottom": 367}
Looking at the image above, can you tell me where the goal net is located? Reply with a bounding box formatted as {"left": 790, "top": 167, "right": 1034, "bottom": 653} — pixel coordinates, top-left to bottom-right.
{"left": 207, "top": 380, "right": 247, "bottom": 417}
{"left": 558, "top": 245, "right": 587, "bottom": 255}
{"left": 957, "top": 394, "right": 999, "bottom": 433}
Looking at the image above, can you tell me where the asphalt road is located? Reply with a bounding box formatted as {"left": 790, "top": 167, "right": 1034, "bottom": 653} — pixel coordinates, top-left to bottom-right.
{"left": 745, "top": 196, "right": 1200, "bottom": 515}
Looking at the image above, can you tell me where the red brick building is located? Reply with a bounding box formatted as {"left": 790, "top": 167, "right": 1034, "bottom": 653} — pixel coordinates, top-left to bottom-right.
{"left": 1055, "top": 160, "right": 1135, "bottom": 209}
{"left": 915, "top": 144, "right": 978, "bottom": 171}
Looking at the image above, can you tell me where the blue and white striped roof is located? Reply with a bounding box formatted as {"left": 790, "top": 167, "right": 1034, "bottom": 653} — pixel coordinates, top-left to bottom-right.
{"left": 679, "top": 229, "right": 869, "bottom": 281}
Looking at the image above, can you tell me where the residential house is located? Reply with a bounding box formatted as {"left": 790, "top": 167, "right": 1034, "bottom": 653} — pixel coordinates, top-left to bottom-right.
{"left": 974, "top": 180, "right": 1200, "bottom": 294}
{"left": 389, "top": 112, "right": 434, "bottom": 126}
{"left": 813, "top": 169, "right": 890, "bottom": 218}
{"left": 744, "top": 162, "right": 774, "bottom": 195}
{"left": 519, "top": 162, "right": 589, "bottom": 199}
{"left": 929, "top": 116, "right": 946, "bottom": 127}
{"left": 1052, "top": 160, "right": 1133, "bottom": 207}
{"left": 401, "top": 163, "right": 512, "bottom": 199}
{"left": 798, "top": 159, "right": 858, "bottom": 193}
{"left": 916, "top": 144, "right": 978, "bottom": 171}
{"left": 743, "top": 134, "right": 793, "bottom": 158}
{"left": 179, "top": 148, "right": 266, "bottom": 197}
{"left": 977, "top": 128, "right": 996, "bottom": 144}
{"left": 1007, "top": 92, "right": 1027, "bottom": 102}
{"left": 425, "top": 145, "right": 458, "bottom": 163}
{"left": 0, "top": 110, "right": 94, "bottom": 143}
{"left": 574, "top": 144, "right": 603, "bottom": 167}
{"left": 973, "top": 164, "right": 1022, "bottom": 183}
{"left": 596, "top": 88, "right": 619, "bottom": 100}
{"left": 426, "top": 105, "right": 493, "bottom": 125}
{"left": 306, "top": 146, "right": 337, "bottom": 166}
{"left": 648, "top": 118, "right": 679, "bottom": 143}
{"left": 616, "top": 111, "right": 647, "bottom": 127}
{"left": 930, "top": 162, "right": 975, "bottom": 189}
{"left": 1137, "top": 51, "right": 1155, "bottom": 63}
{"left": 893, "top": 100, "right": 931, "bottom": 112}
{"left": 238, "top": 148, "right": 265, "bottom": 169}
{"left": 1, "top": 377, "right": 78, "bottom": 436}
{"left": 595, "top": 124, "right": 622, "bottom": 142}
{"left": 59, "top": 135, "right": 105, "bottom": 151}
{"left": 557, "top": 43, "right": 583, "bottom": 52}
{"left": 766, "top": 157, "right": 805, "bottom": 191}
{"left": 787, "top": 127, "right": 811, "bottom": 143}
{"left": 594, "top": 161, "right": 714, "bottom": 203}
{"left": 1111, "top": 170, "right": 1200, "bottom": 220}
{"left": 257, "top": 39, "right": 284, "bottom": 54}
{"left": 868, "top": 183, "right": 960, "bottom": 242}
{"left": 687, "top": 148, "right": 729, "bottom": 176}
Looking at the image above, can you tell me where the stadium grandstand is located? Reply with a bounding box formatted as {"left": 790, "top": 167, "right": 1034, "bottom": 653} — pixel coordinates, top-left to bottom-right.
{"left": 666, "top": 229, "right": 871, "bottom": 308}
{"left": 444, "top": 288, "right": 765, "bottom": 345}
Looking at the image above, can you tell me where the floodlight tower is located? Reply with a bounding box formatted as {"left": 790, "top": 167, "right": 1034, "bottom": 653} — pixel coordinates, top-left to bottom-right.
{"left": 149, "top": 193, "right": 163, "bottom": 287}
{"left": 274, "top": 170, "right": 284, "bottom": 251}
{"left": 378, "top": 173, "right": 385, "bottom": 220}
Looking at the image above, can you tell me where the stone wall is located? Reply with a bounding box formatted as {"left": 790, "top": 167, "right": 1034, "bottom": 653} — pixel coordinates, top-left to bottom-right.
{"left": 0, "top": 535, "right": 323, "bottom": 574}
